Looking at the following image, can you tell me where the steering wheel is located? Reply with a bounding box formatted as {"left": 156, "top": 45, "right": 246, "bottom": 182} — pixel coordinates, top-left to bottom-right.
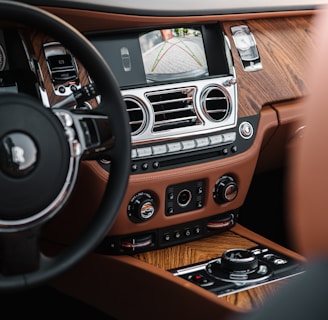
{"left": 0, "top": 1, "right": 131, "bottom": 290}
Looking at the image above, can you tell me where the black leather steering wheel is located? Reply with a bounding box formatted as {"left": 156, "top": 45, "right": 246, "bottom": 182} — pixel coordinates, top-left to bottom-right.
{"left": 0, "top": 1, "right": 131, "bottom": 290}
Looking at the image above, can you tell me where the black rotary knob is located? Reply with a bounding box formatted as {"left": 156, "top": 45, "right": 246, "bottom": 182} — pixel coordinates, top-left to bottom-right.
{"left": 221, "top": 249, "right": 258, "bottom": 272}
{"left": 206, "top": 248, "right": 272, "bottom": 283}
{"left": 127, "top": 191, "right": 156, "bottom": 222}
{"left": 213, "top": 175, "right": 238, "bottom": 204}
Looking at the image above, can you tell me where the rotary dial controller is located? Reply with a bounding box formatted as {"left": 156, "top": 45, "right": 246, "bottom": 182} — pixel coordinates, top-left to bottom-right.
{"left": 127, "top": 191, "right": 156, "bottom": 222}
{"left": 213, "top": 175, "right": 238, "bottom": 204}
{"left": 206, "top": 248, "right": 272, "bottom": 283}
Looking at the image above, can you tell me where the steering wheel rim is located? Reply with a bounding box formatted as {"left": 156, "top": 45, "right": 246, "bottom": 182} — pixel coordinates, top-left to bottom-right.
{"left": 0, "top": 1, "right": 131, "bottom": 290}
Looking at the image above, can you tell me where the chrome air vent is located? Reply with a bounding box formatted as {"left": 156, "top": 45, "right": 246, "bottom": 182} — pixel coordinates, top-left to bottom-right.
{"left": 201, "top": 85, "right": 231, "bottom": 122}
{"left": 146, "top": 87, "right": 200, "bottom": 132}
{"left": 124, "top": 96, "right": 147, "bottom": 135}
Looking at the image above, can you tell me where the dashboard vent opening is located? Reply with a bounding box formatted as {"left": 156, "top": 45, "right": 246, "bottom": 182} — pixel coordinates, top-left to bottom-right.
{"left": 124, "top": 96, "right": 147, "bottom": 135}
{"left": 146, "top": 87, "right": 200, "bottom": 132}
{"left": 201, "top": 85, "right": 231, "bottom": 122}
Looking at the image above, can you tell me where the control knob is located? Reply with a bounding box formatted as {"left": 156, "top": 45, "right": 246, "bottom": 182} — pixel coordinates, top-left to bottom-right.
{"left": 213, "top": 175, "right": 238, "bottom": 204}
{"left": 127, "top": 191, "right": 156, "bottom": 222}
{"left": 221, "top": 248, "right": 258, "bottom": 271}
{"left": 206, "top": 248, "right": 272, "bottom": 283}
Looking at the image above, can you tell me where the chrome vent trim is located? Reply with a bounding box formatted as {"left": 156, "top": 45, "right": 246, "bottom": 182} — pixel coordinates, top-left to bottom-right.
{"left": 124, "top": 96, "right": 147, "bottom": 135}
{"left": 201, "top": 85, "right": 230, "bottom": 122}
{"left": 146, "top": 87, "right": 201, "bottom": 132}
{"left": 120, "top": 76, "right": 238, "bottom": 144}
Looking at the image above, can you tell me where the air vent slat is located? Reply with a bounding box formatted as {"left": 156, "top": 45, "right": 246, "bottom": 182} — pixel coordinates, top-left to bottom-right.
{"left": 146, "top": 87, "right": 200, "bottom": 132}
{"left": 130, "top": 120, "right": 144, "bottom": 125}
{"left": 206, "top": 97, "right": 227, "bottom": 101}
{"left": 155, "top": 116, "right": 198, "bottom": 125}
{"left": 207, "top": 109, "right": 228, "bottom": 114}
{"left": 155, "top": 105, "right": 194, "bottom": 116}
{"left": 151, "top": 97, "right": 193, "bottom": 106}
{"left": 154, "top": 117, "right": 197, "bottom": 131}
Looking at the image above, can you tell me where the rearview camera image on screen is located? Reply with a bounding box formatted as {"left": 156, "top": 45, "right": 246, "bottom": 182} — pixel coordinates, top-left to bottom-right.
{"left": 139, "top": 27, "right": 208, "bottom": 83}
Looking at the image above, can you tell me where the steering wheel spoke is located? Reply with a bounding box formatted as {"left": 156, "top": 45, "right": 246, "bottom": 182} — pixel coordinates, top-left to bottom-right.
{"left": 0, "top": 227, "right": 41, "bottom": 275}
{"left": 54, "top": 108, "right": 115, "bottom": 161}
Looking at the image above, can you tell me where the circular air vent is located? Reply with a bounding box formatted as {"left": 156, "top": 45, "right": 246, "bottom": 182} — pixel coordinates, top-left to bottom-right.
{"left": 123, "top": 96, "right": 147, "bottom": 135}
{"left": 201, "top": 85, "right": 231, "bottom": 122}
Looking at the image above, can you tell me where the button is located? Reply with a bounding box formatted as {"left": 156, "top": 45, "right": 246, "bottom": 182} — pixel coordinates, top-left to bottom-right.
{"left": 263, "top": 253, "right": 287, "bottom": 265}
{"left": 163, "top": 233, "right": 171, "bottom": 241}
{"left": 184, "top": 229, "right": 191, "bottom": 237}
{"left": 131, "top": 164, "right": 138, "bottom": 172}
{"left": 196, "top": 200, "right": 203, "bottom": 208}
{"left": 152, "top": 161, "right": 160, "bottom": 169}
{"left": 137, "top": 147, "right": 152, "bottom": 157}
{"left": 209, "top": 134, "right": 223, "bottom": 145}
{"left": 189, "top": 274, "right": 214, "bottom": 287}
{"left": 274, "top": 258, "right": 288, "bottom": 265}
{"left": 221, "top": 148, "right": 228, "bottom": 155}
{"left": 167, "top": 142, "right": 182, "bottom": 153}
{"left": 231, "top": 145, "right": 238, "bottom": 153}
{"left": 142, "top": 163, "right": 149, "bottom": 170}
{"left": 252, "top": 249, "right": 262, "bottom": 255}
{"left": 196, "top": 137, "right": 209, "bottom": 148}
{"left": 257, "top": 265, "right": 269, "bottom": 275}
{"left": 239, "top": 121, "right": 254, "bottom": 139}
{"left": 222, "top": 132, "right": 236, "bottom": 143}
{"left": 58, "top": 86, "right": 66, "bottom": 94}
{"left": 181, "top": 139, "right": 196, "bottom": 150}
{"left": 131, "top": 149, "right": 137, "bottom": 159}
{"left": 70, "top": 84, "right": 78, "bottom": 92}
{"left": 174, "top": 231, "right": 181, "bottom": 239}
{"left": 194, "top": 226, "right": 201, "bottom": 234}
{"left": 152, "top": 144, "right": 167, "bottom": 155}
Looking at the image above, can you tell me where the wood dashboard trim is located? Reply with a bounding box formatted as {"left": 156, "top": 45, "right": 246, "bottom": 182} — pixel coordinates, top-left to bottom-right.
{"left": 223, "top": 15, "right": 314, "bottom": 117}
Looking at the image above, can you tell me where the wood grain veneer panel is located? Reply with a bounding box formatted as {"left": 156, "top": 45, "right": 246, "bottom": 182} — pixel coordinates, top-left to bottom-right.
{"left": 222, "top": 15, "right": 315, "bottom": 117}
{"left": 134, "top": 231, "right": 257, "bottom": 270}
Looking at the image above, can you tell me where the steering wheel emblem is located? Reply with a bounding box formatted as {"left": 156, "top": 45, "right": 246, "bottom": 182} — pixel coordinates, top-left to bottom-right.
{"left": 0, "top": 132, "right": 38, "bottom": 177}
{"left": 11, "top": 145, "right": 25, "bottom": 164}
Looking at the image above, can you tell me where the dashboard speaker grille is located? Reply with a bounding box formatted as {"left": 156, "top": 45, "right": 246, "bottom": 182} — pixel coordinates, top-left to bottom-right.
{"left": 201, "top": 85, "right": 230, "bottom": 122}
{"left": 146, "top": 87, "right": 200, "bottom": 132}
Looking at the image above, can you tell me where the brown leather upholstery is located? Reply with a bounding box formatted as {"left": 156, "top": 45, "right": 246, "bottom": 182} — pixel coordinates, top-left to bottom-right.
{"left": 235, "top": 9, "right": 328, "bottom": 319}
{"left": 288, "top": 7, "right": 328, "bottom": 258}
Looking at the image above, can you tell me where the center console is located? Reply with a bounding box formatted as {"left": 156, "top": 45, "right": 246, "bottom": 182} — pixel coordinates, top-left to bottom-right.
{"left": 84, "top": 23, "right": 261, "bottom": 255}
{"left": 170, "top": 245, "right": 305, "bottom": 297}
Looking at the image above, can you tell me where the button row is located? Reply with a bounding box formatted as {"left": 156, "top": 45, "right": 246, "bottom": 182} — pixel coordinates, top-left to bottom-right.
{"left": 131, "top": 132, "right": 236, "bottom": 159}
{"left": 162, "top": 226, "right": 201, "bottom": 243}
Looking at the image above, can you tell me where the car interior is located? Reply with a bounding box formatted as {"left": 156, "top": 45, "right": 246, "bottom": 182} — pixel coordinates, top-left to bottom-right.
{"left": 1, "top": 0, "right": 328, "bottom": 319}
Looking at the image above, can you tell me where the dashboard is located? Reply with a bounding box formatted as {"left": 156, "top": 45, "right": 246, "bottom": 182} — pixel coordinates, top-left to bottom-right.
{"left": 0, "top": 8, "right": 312, "bottom": 255}
{"left": 0, "top": 1, "right": 323, "bottom": 318}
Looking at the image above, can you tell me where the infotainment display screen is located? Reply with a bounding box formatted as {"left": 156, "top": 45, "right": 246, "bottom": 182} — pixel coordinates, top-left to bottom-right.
{"left": 139, "top": 27, "right": 208, "bottom": 83}
{"left": 89, "top": 24, "right": 229, "bottom": 88}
